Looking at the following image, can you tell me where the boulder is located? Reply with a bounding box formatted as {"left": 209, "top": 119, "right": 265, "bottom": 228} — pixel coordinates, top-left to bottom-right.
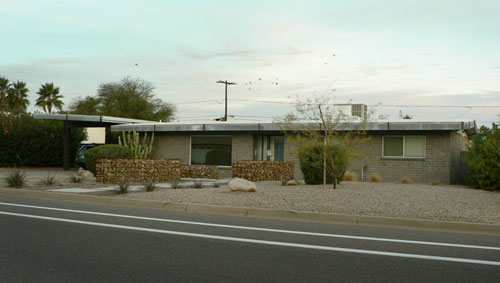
{"left": 286, "top": 179, "right": 300, "bottom": 186}
{"left": 78, "top": 167, "right": 94, "bottom": 178}
{"left": 228, "top": 178, "right": 257, "bottom": 192}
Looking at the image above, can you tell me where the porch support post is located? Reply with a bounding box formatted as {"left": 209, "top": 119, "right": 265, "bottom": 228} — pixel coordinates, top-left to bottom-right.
{"left": 63, "top": 121, "right": 71, "bottom": 170}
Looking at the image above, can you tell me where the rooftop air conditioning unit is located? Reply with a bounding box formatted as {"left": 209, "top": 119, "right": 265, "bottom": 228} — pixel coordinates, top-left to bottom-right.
{"left": 351, "top": 104, "right": 367, "bottom": 120}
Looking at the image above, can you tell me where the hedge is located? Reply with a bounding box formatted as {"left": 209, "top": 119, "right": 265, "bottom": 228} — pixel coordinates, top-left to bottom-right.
{"left": 465, "top": 123, "right": 500, "bottom": 191}
{"left": 84, "top": 144, "right": 133, "bottom": 174}
{"left": 0, "top": 113, "right": 86, "bottom": 167}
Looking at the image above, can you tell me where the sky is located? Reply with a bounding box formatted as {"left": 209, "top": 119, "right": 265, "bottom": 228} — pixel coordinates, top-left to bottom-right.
{"left": 1, "top": 0, "right": 499, "bottom": 125}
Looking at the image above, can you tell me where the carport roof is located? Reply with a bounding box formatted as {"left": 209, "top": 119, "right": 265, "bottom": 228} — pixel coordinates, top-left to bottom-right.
{"left": 34, "top": 113, "right": 155, "bottom": 127}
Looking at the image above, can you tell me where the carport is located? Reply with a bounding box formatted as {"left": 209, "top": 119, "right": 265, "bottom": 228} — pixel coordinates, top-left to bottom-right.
{"left": 33, "top": 113, "right": 154, "bottom": 170}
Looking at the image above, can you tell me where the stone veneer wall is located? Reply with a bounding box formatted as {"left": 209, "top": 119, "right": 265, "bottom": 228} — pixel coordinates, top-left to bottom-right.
{"left": 96, "top": 159, "right": 221, "bottom": 183}
{"left": 96, "top": 159, "right": 181, "bottom": 184}
{"left": 232, "top": 161, "right": 294, "bottom": 181}
{"left": 181, "top": 165, "right": 219, "bottom": 179}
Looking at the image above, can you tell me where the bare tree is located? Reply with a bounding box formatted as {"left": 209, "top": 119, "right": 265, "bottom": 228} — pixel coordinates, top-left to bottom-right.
{"left": 277, "top": 94, "right": 365, "bottom": 189}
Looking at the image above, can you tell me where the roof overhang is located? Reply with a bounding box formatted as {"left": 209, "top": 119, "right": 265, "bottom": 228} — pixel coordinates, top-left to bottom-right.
{"left": 111, "top": 120, "right": 478, "bottom": 135}
{"left": 34, "top": 113, "right": 156, "bottom": 127}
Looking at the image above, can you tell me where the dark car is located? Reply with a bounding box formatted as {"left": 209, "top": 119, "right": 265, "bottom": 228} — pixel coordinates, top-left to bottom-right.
{"left": 75, "top": 144, "right": 101, "bottom": 167}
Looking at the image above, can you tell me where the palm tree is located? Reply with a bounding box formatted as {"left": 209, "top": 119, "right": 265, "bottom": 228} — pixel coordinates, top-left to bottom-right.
{"left": 36, "top": 82, "right": 64, "bottom": 113}
{"left": 7, "top": 81, "right": 30, "bottom": 112}
{"left": 0, "top": 76, "right": 11, "bottom": 112}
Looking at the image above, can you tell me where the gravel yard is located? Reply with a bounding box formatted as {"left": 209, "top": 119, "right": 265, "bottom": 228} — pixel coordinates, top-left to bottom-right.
{"left": 117, "top": 181, "right": 500, "bottom": 224}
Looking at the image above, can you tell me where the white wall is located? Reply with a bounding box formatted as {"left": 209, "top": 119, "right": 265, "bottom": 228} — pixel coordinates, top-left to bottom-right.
{"left": 81, "top": 127, "right": 105, "bottom": 144}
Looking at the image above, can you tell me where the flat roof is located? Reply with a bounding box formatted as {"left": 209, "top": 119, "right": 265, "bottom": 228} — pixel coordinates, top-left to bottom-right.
{"left": 34, "top": 113, "right": 155, "bottom": 127}
{"left": 110, "top": 120, "right": 477, "bottom": 136}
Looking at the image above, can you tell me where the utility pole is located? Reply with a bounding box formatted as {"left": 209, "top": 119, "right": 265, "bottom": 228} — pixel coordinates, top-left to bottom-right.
{"left": 216, "top": 80, "right": 236, "bottom": 121}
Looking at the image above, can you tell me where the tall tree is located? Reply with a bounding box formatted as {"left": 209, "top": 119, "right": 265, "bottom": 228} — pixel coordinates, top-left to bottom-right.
{"left": 7, "top": 80, "right": 30, "bottom": 113}
{"left": 69, "top": 77, "right": 175, "bottom": 121}
{"left": 0, "top": 76, "right": 11, "bottom": 112}
{"left": 69, "top": 95, "right": 100, "bottom": 115}
{"left": 35, "top": 82, "right": 64, "bottom": 113}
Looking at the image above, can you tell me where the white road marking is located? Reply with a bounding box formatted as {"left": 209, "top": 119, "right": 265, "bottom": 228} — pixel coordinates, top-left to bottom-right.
{"left": 1, "top": 210, "right": 499, "bottom": 266}
{"left": 0, "top": 201, "right": 499, "bottom": 251}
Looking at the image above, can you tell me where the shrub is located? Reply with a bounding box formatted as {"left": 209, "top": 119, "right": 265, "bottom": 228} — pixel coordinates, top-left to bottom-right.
{"left": 144, "top": 181, "right": 156, "bottom": 192}
{"left": 84, "top": 144, "right": 133, "bottom": 174}
{"left": 117, "top": 179, "right": 130, "bottom": 194}
{"left": 213, "top": 182, "right": 219, "bottom": 188}
{"left": 401, "top": 176, "right": 412, "bottom": 184}
{"left": 369, "top": 173, "right": 381, "bottom": 182}
{"left": 71, "top": 175, "right": 83, "bottom": 183}
{"left": 5, "top": 171, "right": 26, "bottom": 188}
{"left": 170, "top": 179, "right": 179, "bottom": 189}
{"left": 280, "top": 175, "right": 293, "bottom": 186}
{"left": 193, "top": 179, "right": 203, "bottom": 188}
{"left": 0, "top": 113, "right": 86, "bottom": 167}
{"left": 431, "top": 181, "right": 439, "bottom": 186}
{"left": 464, "top": 123, "right": 500, "bottom": 191}
{"left": 40, "top": 174, "right": 57, "bottom": 186}
{"left": 298, "top": 143, "right": 348, "bottom": 185}
{"left": 344, "top": 171, "right": 358, "bottom": 181}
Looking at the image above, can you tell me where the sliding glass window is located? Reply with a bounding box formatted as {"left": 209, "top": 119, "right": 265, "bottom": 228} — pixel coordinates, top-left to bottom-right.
{"left": 191, "top": 136, "right": 232, "bottom": 166}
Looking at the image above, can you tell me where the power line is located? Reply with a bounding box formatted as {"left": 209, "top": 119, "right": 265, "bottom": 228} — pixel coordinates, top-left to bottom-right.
{"left": 173, "top": 98, "right": 500, "bottom": 108}
{"left": 370, "top": 105, "right": 500, "bottom": 108}
{"left": 175, "top": 99, "right": 221, "bottom": 105}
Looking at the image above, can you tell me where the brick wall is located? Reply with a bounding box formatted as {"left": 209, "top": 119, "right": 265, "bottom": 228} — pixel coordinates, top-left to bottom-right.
{"left": 449, "top": 131, "right": 468, "bottom": 184}
{"left": 283, "top": 131, "right": 458, "bottom": 184}
{"left": 348, "top": 131, "right": 452, "bottom": 184}
{"left": 153, "top": 133, "right": 253, "bottom": 164}
{"left": 150, "top": 131, "right": 461, "bottom": 184}
{"left": 96, "top": 159, "right": 181, "bottom": 184}
{"left": 154, "top": 134, "right": 190, "bottom": 164}
{"left": 284, "top": 137, "right": 303, "bottom": 180}
{"left": 232, "top": 160, "right": 294, "bottom": 181}
{"left": 231, "top": 134, "right": 253, "bottom": 161}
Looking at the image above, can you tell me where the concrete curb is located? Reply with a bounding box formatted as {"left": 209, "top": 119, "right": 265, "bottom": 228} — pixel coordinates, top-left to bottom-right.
{"left": 1, "top": 188, "right": 499, "bottom": 236}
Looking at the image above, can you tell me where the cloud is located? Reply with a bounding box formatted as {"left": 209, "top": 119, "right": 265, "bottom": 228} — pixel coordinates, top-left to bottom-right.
{"left": 167, "top": 43, "right": 310, "bottom": 61}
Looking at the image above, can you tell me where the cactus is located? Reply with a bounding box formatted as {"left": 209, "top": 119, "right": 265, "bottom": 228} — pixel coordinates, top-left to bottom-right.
{"left": 118, "top": 130, "right": 155, "bottom": 158}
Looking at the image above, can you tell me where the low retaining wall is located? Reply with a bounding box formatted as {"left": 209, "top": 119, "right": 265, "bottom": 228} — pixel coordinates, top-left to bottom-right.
{"left": 96, "top": 159, "right": 181, "bottom": 184}
{"left": 232, "top": 161, "right": 294, "bottom": 181}
{"left": 181, "top": 165, "right": 219, "bottom": 179}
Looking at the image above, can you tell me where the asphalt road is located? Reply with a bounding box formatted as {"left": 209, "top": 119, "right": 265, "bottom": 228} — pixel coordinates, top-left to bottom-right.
{"left": 0, "top": 195, "right": 499, "bottom": 283}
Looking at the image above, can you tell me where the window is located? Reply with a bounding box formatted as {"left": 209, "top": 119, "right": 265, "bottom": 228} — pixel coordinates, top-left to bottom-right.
{"left": 254, "top": 135, "right": 285, "bottom": 161}
{"left": 191, "top": 136, "right": 232, "bottom": 166}
{"left": 383, "top": 136, "right": 425, "bottom": 158}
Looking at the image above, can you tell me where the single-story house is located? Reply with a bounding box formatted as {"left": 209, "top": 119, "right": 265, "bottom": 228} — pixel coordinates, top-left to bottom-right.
{"left": 111, "top": 120, "right": 477, "bottom": 184}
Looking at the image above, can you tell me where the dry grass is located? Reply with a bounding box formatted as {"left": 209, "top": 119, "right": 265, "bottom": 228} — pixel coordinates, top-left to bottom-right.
{"left": 369, "top": 173, "right": 382, "bottom": 182}
{"left": 431, "top": 181, "right": 439, "bottom": 186}
{"left": 344, "top": 171, "right": 358, "bottom": 182}
{"left": 401, "top": 176, "right": 413, "bottom": 184}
